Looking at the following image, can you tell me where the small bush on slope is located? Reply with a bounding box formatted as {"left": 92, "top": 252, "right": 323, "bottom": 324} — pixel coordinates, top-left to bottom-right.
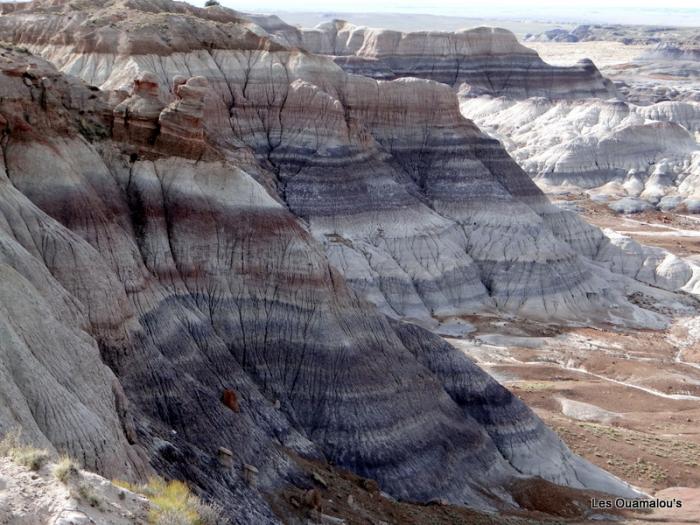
{"left": 194, "top": 501, "right": 228, "bottom": 525}
{"left": 13, "top": 448, "right": 51, "bottom": 471}
{"left": 53, "top": 455, "right": 80, "bottom": 483}
{"left": 0, "top": 429, "right": 50, "bottom": 471}
{"left": 75, "top": 483, "right": 101, "bottom": 508}
{"left": 0, "top": 428, "right": 23, "bottom": 456}
{"left": 113, "top": 477, "right": 228, "bottom": 525}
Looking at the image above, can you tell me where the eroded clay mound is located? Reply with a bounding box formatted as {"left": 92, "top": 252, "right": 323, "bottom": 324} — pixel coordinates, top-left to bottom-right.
{"left": 258, "top": 19, "right": 618, "bottom": 99}
{"left": 0, "top": 39, "right": 640, "bottom": 523}
{"left": 2, "top": 0, "right": 684, "bottom": 326}
{"left": 460, "top": 96, "right": 700, "bottom": 212}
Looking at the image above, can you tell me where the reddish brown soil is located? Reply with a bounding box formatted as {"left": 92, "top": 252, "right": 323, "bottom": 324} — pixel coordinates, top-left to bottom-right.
{"left": 474, "top": 322, "right": 700, "bottom": 493}
{"left": 559, "top": 193, "right": 700, "bottom": 258}
{"left": 266, "top": 451, "right": 625, "bottom": 524}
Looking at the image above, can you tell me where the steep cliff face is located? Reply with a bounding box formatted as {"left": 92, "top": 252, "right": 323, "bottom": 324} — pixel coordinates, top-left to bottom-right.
{"left": 259, "top": 19, "right": 618, "bottom": 99}
{"left": 0, "top": 35, "right": 642, "bottom": 524}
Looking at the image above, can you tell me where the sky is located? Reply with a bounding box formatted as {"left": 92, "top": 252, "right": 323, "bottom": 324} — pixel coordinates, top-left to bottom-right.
{"left": 189, "top": 0, "right": 700, "bottom": 26}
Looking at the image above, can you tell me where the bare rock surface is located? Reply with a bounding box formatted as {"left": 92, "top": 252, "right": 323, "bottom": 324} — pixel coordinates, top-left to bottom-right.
{"left": 0, "top": 0, "right": 684, "bottom": 323}
{"left": 460, "top": 26, "right": 700, "bottom": 207}
{"left": 525, "top": 24, "right": 700, "bottom": 47}
{"left": 0, "top": 39, "right": 641, "bottom": 521}
{"left": 240, "top": 16, "right": 700, "bottom": 213}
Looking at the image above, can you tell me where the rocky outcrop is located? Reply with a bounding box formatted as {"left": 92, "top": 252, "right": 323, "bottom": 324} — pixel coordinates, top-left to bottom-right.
{"left": 246, "top": 18, "right": 699, "bottom": 208}
{"left": 256, "top": 19, "right": 618, "bottom": 99}
{"left": 0, "top": 6, "right": 616, "bottom": 100}
{"left": 636, "top": 101, "right": 700, "bottom": 133}
{"left": 156, "top": 75, "right": 209, "bottom": 157}
{"left": 113, "top": 72, "right": 164, "bottom": 146}
{"left": 525, "top": 24, "right": 700, "bottom": 48}
{"left": 112, "top": 71, "right": 210, "bottom": 158}
{"left": 649, "top": 41, "right": 700, "bottom": 62}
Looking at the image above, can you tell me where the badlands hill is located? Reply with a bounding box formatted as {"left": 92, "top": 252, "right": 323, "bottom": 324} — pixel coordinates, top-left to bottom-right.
{"left": 0, "top": 0, "right": 696, "bottom": 522}
{"left": 459, "top": 61, "right": 700, "bottom": 213}
{"left": 269, "top": 17, "right": 700, "bottom": 214}
{"left": 256, "top": 17, "right": 617, "bottom": 99}
{"left": 460, "top": 96, "right": 700, "bottom": 211}
{"left": 525, "top": 23, "right": 700, "bottom": 47}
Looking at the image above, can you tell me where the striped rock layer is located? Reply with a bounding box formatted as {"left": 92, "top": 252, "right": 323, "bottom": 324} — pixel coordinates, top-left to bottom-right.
{"left": 459, "top": 94, "right": 700, "bottom": 213}
{"left": 0, "top": 1, "right": 682, "bottom": 325}
{"left": 0, "top": 44, "right": 638, "bottom": 522}
{"left": 256, "top": 19, "right": 700, "bottom": 210}
{"left": 259, "top": 18, "right": 618, "bottom": 99}
{"left": 0, "top": 1, "right": 667, "bottom": 521}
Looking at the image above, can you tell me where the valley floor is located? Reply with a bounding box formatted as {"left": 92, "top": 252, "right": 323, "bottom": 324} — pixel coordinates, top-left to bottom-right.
{"left": 450, "top": 318, "right": 700, "bottom": 523}
{"left": 559, "top": 195, "right": 700, "bottom": 259}
{"left": 448, "top": 201, "right": 700, "bottom": 524}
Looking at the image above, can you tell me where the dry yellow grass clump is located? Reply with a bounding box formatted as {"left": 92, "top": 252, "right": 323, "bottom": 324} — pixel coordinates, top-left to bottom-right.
{"left": 114, "top": 477, "right": 228, "bottom": 525}
{"left": 0, "top": 429, "right": 50, "bottom": 472}
{"left": 53, "top": 455, "right": 80, "bottom": 483}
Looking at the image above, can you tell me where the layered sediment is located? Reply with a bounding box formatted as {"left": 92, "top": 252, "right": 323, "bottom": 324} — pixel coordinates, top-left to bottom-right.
{"left": 240, "top": 18, "right": 700, "bottom": 210}
{"left": 460, "top": 96, "right": 700, "bottom": 212}
{"left": 0, "top": 1, "right": 679, "bottom": 521}
{"left": 260, "top": 19, "right": 618, "bottom": 99}
{"left": 0, "top": 44, "right": 639, "bottom": 521}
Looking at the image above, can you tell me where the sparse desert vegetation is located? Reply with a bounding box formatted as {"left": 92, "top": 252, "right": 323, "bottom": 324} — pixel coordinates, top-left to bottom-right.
{"left": 0, "top": 448, "right": 153, "bottom": 524}
{"left": 555, "top": 420, "right": 700, "bottom": 487}
{"left": 53, "top": 455, "right": 80, "bottom": 483}
{"left": 75, "top": 482, "right": 102, "bottom": 508}
{"left": 0, "top": 428, "right": 50, "bottom": 471}
{"left": 114, "top": 477, "right": 228, "bottom": 525}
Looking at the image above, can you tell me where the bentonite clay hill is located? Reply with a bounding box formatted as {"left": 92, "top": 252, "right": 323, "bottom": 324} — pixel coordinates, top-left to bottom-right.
{"left": 0, "top": 0, "right": 696, "bottom": 523}
{"left": 255, "top": 17, "right": 617, "bottom": 99}
{"left": 265, "top": 17, "right": 700, "bottom": 215}
{"left": 1, "top": 0, "right": 698, "bottom": 326}
{"left": 0, "top": 44, "right": 633, "bottom": 523}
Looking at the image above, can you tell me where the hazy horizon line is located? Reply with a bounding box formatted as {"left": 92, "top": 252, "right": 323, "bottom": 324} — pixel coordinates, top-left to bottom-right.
{"left": 190, "top": 1, "right": 700, "bottom": 27}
